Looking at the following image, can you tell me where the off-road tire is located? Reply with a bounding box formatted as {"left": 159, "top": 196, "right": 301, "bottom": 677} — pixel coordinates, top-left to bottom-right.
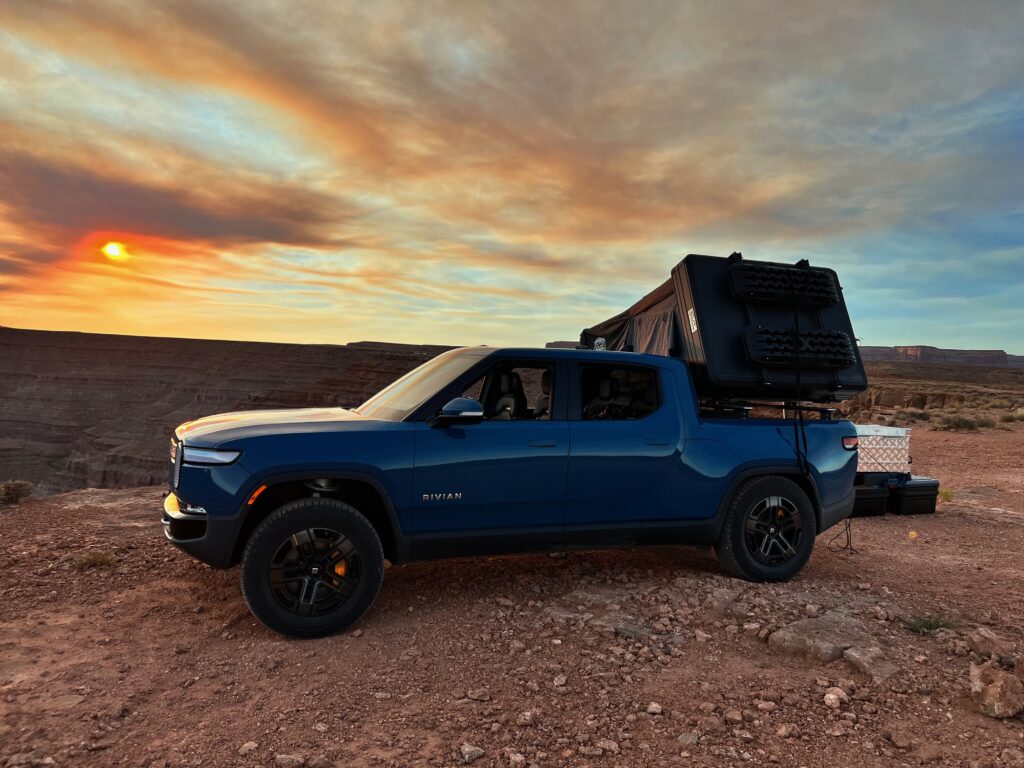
{"left": 240, "top": 497, "right": 384, "bottom": 638}
{"left": 714, "top": 475, "right": 816, "bottom": 582}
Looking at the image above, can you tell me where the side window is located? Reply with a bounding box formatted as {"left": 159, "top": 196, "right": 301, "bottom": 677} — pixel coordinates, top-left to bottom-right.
{"left": 580, "top": 365, "right": 659, "bottom": 421}
{"left": 462, "top": 364, "right": 555, "bottom": 421}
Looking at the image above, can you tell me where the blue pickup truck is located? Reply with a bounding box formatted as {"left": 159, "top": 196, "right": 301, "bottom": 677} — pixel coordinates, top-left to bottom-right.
{"left": 164, "top": 345, "right": 859, "bottom": 637}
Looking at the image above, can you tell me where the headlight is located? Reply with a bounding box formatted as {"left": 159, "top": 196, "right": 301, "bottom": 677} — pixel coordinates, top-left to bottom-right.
{"left": 182, "top": 447, "right": 241, "bottom": 465}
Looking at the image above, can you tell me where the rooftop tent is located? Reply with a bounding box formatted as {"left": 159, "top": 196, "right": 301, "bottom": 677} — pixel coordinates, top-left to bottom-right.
{"left": 580, "top": 253, "right": 868, "bottom": 403}
{"left": 579, "top": 279, "right": 682, "bottom": 357}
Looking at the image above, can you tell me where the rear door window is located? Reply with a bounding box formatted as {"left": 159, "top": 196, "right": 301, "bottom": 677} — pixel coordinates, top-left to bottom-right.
{"left": 578, "top": 365, "right": 660, "bottom": 421}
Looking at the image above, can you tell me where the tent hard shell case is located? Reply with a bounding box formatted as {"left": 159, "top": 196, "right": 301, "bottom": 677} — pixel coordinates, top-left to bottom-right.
{"left": 581, "top": 253, "right": 868, "bottom": 404}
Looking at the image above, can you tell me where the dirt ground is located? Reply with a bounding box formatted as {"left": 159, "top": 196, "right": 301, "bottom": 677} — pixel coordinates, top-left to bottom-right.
{"left": 1, "top": 427, "right": 1023, "bottom": 768}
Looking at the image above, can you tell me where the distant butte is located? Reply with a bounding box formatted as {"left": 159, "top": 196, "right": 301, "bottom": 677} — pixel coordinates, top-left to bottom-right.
{"left": 859, "top": 345, "right": 1024, "bottom": 368}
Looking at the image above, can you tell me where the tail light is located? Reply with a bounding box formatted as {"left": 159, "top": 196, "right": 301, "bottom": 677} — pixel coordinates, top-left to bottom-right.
{"left": 842, "top": 436, "right": 859, "bottom": 451}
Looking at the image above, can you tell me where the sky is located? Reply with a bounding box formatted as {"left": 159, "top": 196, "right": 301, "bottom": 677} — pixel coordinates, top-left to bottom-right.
{"left": 1, "top": 0, "right": 1022, "bottom": 352}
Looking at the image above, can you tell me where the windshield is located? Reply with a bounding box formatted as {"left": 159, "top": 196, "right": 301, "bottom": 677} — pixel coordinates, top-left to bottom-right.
{"left": 355, "top": 349, "right": 485, "bottom": 421}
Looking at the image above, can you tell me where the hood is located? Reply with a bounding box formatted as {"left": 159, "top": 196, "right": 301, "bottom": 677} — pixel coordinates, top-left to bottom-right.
{"left": 175, "top": 407, "right": 373, "bottom": 446}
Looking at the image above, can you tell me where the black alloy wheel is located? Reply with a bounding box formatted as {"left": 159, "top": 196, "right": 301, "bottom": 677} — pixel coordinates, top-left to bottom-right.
{"left": 240, "top": 497, "right": 384, "bottom": 637}
{"left": 268, "top": 527, "right": 361, "bottom": 617}
{"left": 714, "top": 475, "right": 816, "bottom": 582}
{"left": 743, "top": 495, "right": 804, "bottom": 566}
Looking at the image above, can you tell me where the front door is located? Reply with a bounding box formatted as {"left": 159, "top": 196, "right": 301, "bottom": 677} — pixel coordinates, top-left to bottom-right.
{"left": 411, "top": 360, "right": 568, "bottom": 558}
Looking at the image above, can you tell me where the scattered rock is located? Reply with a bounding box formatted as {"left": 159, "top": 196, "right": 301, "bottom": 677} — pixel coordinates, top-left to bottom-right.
{"left": 1001, "top": 748, "right": 1024, "bottom": 766}
{"left": 238, "top": 741, "right": 258, "bottom": 756}
{"left": 677, "top": 731, "right": 700, "bottom": 745}
{"left": 467, "top": 688, "right": 491, "bottom": 702}
{"left": 5, "top": 754, "right": 56, "bottom": 768}
{"left": 969, "top": 661, "right": 1024, "bottom": 718}
{"left": 723, "top": 708, "right": 743, "bottom": 724}
{"left": 508, "top": 753, "right": 527, "bottom": 768}
{"left": 823, "top": 687, "right": 849, "bottom": 709}
{"left": 768, "top": 612, "right": 876, "bottom": 662}
{"left": 596, "top": 738, "right": 619, "bottom": 754}
{"left": 460, "top": 743, "right": 485, "bottom": 764}
{"left": 307, "top": 759, "right": 334, "bottom": 768}
{"left": 646, "top": 702, "right": 663, "bottom": 715}
{"left": 776, "top": 723, "right": 799, "bottom": 739}
{"left": 915, "top": 744, "right": 945, "bottom": 765}
{"left": 885, "top": 729, "right": 913, "bottom": 750}
{"left": 843, "top": 645, "right": 899, "bottom": 680}
{"left": 274, "top": 756, "right": 305, "bottom": 768}
{"left": 517, "top": 709, "right": 537, "bottom": 726}
{"left": 965, "top": 627, "right": 1010, "bottom": 658}
{"left": 553, "top": 674, "right": 567, "bottom": 687}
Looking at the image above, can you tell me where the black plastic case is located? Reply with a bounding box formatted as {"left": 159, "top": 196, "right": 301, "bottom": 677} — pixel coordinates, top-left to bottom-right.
{"left": 671, "top": 254, "right": 868, "bottom": 402}
{"left": 888, "top": 477, "right": 939, "bottom": 515}
{"left": 852, "top": 485, "right": 890, "bottom": 518}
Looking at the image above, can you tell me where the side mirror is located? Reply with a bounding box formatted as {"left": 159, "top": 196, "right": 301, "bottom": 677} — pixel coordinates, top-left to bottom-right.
{"left": 431, "top": 397, "right": 485, "bottom": 427}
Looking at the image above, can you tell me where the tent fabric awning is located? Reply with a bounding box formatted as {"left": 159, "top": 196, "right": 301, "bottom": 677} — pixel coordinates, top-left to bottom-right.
{"left": 580, "top": 279, "right": 680, "bottom": 357}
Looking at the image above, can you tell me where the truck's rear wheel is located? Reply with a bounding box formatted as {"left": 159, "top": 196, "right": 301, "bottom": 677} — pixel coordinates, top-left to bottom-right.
{"left": 714, "top": 476, "right": 816, "bottom": 582}
{"left": 240, "top": 497, "right": 384, "bottom": 638}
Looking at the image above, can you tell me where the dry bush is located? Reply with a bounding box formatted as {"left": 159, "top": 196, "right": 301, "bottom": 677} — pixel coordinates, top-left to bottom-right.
{"left": 71, "top": 551, "right": 118, "bottom": 571}
{"left": 895, "top": 408, "right": 931, "bottom": 422}
{"left": 0, "top": 480, "right": 34, "bottom": 504}
{"left": 935, "top": 414, "right": 979, "bottom": 431}
{"left": 903, "top": 614, "right": 958, "bottom": 634}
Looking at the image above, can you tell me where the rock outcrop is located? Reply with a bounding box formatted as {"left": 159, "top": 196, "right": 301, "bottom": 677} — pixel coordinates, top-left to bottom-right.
{"left": 969, "top": 661, "right": 1024, "bottom": 718}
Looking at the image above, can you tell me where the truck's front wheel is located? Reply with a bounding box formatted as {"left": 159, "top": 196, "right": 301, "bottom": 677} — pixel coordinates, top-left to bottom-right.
{"left": 240, "top": 497, "right": 384, "bottom": 638}
{"left": 714, "top": 476, "right": 816, "bottom": 582}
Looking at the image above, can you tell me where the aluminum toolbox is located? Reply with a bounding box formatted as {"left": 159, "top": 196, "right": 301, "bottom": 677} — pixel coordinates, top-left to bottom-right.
{"left": 852, "top": 485, "right": 890, "bottom": 518}
{"left": 888, "top": 476, "right": 939, "bottom": 516}
{"left": 855, "top": 425, "right": 911, "bottom": 474}
{"left": 670, "top": 254, "right": 868, "bottom": 402}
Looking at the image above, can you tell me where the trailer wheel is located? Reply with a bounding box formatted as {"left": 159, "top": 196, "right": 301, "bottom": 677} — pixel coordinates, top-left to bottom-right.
{"left": 714, "top": 476, "right": 816, "bottom": 582}
{"left": 240, "top": 497, "right": 384, "bottom": 638}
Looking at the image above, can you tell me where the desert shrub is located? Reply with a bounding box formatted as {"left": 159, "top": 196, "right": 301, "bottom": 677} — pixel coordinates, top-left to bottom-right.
{"left": 71, "top": 550, "right": 118, "bottom": 571}
{"left": 0, "top": 480, "right": 34, "bottom": 504}
{"left": 903, "top": 614, "right": 958, "bottom": 634}
{"left": 935, "top": 415, "right": 978, "bottom": 431}
{"left": 974, "top": 416, "right": 996, "bottom": 429}
{"left": 896, "top": 408, "right": 930, "bottom": 422}
{"left": 1001, "top": 413, "right": 1016, "bottom": 423}
{"left": 938, "top": 488, "right": 954, "bottom": 502}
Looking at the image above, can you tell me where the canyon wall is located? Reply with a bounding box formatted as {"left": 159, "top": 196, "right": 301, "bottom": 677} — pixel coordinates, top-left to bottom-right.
{"left": 860, "top": 345, "right": 1023, "bottom": 368}
{"left": 3, "top": 326, "right": 1022, "bottom": 494}
{"left": 0, "top": 326, "right": 447, "bottom": 493}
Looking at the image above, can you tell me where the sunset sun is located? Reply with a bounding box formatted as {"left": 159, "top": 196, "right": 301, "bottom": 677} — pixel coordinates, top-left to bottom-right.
{"left": 101, "top": 241, "right": 129, "bottom": 261}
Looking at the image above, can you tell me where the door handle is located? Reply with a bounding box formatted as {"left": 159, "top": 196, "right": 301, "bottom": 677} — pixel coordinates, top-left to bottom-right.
{"left": 529, "top": 440, "right": 557, "bottom": 448}
{"left": 644, "top": 438, "right": 671, "bottom": 446}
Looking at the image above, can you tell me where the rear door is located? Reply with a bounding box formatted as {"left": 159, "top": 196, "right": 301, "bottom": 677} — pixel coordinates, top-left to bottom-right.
{"left": 565, "top": 361, "right": 685, "bottom": 541}
{"left": 411, "top": 359, "right": 568, "bottom": 558}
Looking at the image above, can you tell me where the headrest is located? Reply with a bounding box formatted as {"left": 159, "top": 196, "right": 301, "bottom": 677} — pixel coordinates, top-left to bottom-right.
{"left": 499, "top": 371, "right": 522, "bottom": 393}
{"left": 540, "top": 369, "right": 551, "bottom": 395}
{"left": 598, "top": 378, "right": 615, "bottom": 399}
